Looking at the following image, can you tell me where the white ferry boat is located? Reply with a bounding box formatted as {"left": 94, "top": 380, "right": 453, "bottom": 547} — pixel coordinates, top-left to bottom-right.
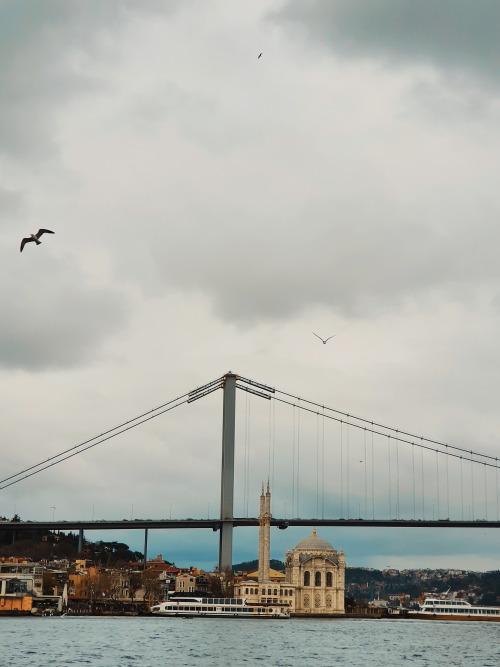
{"left": 408, "top": 597, "right": 500, "bottom": 621}
{"left": 150, "top": 596, "right": 290, "bottom": 619}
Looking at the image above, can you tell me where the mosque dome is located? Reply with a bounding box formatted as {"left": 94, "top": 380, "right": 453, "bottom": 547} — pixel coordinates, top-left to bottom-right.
{"left": 294, "top": 529, "right": 335, "bottom": 552}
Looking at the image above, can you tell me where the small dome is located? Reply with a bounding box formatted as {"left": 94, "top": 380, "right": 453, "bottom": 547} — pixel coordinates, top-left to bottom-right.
{"left": 294, "top": 529, "right": 335, "bottom": 552}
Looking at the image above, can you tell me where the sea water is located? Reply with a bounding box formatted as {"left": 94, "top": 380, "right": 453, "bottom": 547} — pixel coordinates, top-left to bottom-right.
{"left": 1, "top": 616, "right": 498, "bottom": 667}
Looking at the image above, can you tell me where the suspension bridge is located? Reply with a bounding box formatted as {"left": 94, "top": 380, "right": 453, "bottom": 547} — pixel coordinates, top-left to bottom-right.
{"left": 1, "top": 372, "right": 499, "bottom": 569}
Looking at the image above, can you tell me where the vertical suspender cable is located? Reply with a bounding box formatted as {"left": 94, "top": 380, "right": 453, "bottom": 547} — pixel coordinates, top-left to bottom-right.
{"left": 297, "top": 401, "right": 301, "bottom": 518}
{"left": 446, "top": 446, "right": 450, "bottom": 519}
{"left": 248, "top": 394, "right": 252, "bottom": 516}
{"left": 396, "top": 437, "right": 400, "bottom": 520}
{"left": 321, "top": 411, "right": 325, "bottom": 520}
{"left": 460, "top": 457, "right": 464, "bottom": 521}
{"left": 267, "top": 400, "right": 272, "bottom": 484}
{"left": 316, "top": 414, "right": 320, "bottom": 519}
{"left": 495, "top": 459, "right": 499, "bottom": 522}
{"left": 346, "top": 422, "right": 350, "bottom": 518}
{"left": 412, "top": 445, "right": 416, "bottom": 520}
{"left": 340, "top": 421, "right": 344, "bottom": 518}
{"left": 364, "top": 429, "right": 367, "bottom": 520}
{"left": 471, "top": 454, "right": 475, "bottom": 520}
{"left": 272, "top": 399, "right": 276, "bottom": 496}
{"left": 292, "top": 405, "right": 296, "bottom": 518}
{"left": 436, "top": 450, "right": 440, "bottom": 520}
{"left": 371, "top": 429, "right": 375, "bottom": 520}
{"left": 388, "top": 436, "right": 392, "bottom": 519}
{"left": 421, "top": 445, "right": 425, "bottom": 520}
{"left": 484, "top": 463, "right": 488, "bottom": 521}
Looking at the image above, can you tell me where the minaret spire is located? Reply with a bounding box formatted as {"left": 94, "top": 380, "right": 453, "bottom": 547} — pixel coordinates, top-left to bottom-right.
{"left": 258, "top": 481, "right": 271, "bottom": 582}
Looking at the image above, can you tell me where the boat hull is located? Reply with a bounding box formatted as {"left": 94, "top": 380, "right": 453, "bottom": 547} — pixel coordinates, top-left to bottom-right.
{"left": 152, "top": 611, "right": 287, "bottom": 618}
{"left": 408, "top": 612, "right": 500, "bottom": 622}
{"left": 151, "top": 596, "right": 289, "bottom": 619}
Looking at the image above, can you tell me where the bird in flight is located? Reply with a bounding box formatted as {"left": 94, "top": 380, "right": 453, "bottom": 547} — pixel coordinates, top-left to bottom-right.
{"left": 258, "top": 53, "right": 262, "bottom": 59}
{"left": 20, "top": 228, "right": 55, "bottom": 252}
{"left": 313, "top": 332, "right": 336, "bottom": 344}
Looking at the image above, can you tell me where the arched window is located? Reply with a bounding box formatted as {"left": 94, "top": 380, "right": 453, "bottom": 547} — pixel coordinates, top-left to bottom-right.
{"left": 304, "top": 571, "right": 310, "bottom": 586}
{"left": 245, "top": 588, "right": 248, "bottom": 594}
{"left": 268, "top": 588, "right": 272, "bottom": 595}
{"left": 315, "top": 571, "right": 321, "bottom": 587}
{"left": 273, "top": 588, "right": 277, "bottom": 596}
{"left": 261, "top": 588, "right": 265, "bottom": 595}
{"left": 284, "top": 589, "right": 288, "bottom": 596}
{"left": 326, "top": 572, "right": 332, "bottom": 587}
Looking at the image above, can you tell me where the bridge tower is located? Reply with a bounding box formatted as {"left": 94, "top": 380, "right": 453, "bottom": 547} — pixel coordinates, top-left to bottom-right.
{"left": 219, "top": 373, "right": 236, "bottom": 572}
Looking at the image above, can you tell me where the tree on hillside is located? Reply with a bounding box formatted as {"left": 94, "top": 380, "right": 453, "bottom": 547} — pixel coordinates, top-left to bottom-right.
{"left": 83, "top": 541, "right": 143, "bottom": 566}
{"left": 207, "top": 567, "right": 234, "bottom": 597}
{"left": 142, "top": 569, "right": 163, "bottom": 603}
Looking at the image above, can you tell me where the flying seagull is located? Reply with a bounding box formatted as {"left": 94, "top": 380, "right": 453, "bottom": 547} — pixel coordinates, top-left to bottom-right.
{"left": 20, "top": 228, "right": 55, "bottom": 252}
{"left": 313, "top": 332, "right": 336, "bottom": 344}
{"left": 258, "top": 53, "right": 262, "bottom": 59}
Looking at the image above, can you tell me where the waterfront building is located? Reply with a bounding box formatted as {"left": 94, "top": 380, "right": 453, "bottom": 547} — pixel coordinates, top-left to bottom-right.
{"left": 234, "top": 484, "right": 345, "bottom": 615}
{"left": 285, "top": 530, "right": 345, "bottom": 614}
{"left": 0, "top": 560, "right": 65, "bottom": 614}
{"left": 0, "top": 561, "right": 43, "bottom": 598}
{"left": 175, "top": 572, "right": 197, "bottom": 593}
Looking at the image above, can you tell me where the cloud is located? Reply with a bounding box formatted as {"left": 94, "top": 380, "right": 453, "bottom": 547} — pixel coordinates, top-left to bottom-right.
{"left": 0, "top": 250, "right": 130, "bottom": 370}
{"left": 274, "top": 0, "right": 500, "bottom": 88}
{"left": 0, "top": 0, "right": 183, "bottom": 160}
{"left": 148, "top": 201, "right": 500, "bottom": 325}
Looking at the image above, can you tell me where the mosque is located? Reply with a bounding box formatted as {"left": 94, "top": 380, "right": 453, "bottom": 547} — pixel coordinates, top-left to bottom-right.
{"left": 234, "top": 483, "right": 345, "bottom": 615}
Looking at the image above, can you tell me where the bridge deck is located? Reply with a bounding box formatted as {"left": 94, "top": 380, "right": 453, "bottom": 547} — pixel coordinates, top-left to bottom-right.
{"left": 0, "top": 518, "right": 499, "bottom": 531}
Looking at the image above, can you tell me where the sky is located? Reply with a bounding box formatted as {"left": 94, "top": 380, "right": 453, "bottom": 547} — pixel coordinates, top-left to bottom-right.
{"left": 1, "top": 0, "right": 500, "bottom": 573}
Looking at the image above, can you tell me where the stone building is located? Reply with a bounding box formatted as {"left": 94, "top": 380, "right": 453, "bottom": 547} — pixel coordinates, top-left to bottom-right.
{"left": 285, "top": 529, "right": 345, "bottom": 614}
{"left": 234, "top": 484, "right": 345, "bottom": 615}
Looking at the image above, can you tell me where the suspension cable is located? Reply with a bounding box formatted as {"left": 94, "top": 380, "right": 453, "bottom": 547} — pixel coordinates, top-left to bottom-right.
{"left": 270, "top": 394, "right": 500, "bottom": 470}
{"left": 0, "top": 397, "right": 190, "bottom": 491}
{"left": 273, "top": 386, "right": 498, "bottom": 463}
{"left": 0, "top": 389, "right": 192, "bottom": 488}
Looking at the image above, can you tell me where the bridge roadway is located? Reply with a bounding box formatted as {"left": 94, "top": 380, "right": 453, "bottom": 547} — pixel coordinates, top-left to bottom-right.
{"left": 1, "top": 518, "right": 499, "bottom": 532}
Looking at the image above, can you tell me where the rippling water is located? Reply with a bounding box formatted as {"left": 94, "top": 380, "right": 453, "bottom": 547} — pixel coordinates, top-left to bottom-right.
{"left": 2, "top": 617, "right": 499, "bottom": 666}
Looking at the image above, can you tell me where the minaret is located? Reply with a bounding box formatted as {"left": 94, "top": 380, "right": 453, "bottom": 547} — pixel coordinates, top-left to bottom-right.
{"left": 258, "top": 481, "right": 271, "bottom": 582}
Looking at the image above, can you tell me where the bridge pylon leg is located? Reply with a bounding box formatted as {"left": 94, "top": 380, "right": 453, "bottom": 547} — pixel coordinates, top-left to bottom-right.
{"left": 219, "top": 373, "right": 236, "bottom": 572}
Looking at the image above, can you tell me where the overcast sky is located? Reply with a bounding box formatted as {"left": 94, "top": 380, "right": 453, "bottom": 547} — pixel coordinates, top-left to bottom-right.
{"left": 1, "top": 0, "right": 500, "bottom": 572}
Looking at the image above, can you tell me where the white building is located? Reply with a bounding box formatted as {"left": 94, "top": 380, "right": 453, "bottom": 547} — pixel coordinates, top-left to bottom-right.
{"left": 234, "top": 484, "right": 345, "bottom": 615}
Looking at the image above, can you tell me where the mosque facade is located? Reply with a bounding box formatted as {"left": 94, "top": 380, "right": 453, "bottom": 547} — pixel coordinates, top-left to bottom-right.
{"left": 234, "top": 483, "right": 345, "bottom": 615}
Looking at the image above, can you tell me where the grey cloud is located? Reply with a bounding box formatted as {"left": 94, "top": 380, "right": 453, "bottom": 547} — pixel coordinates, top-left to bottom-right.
{"left": 0, "top": 186, "right": 23, "bottom": 216}
{"left": 148, "top": 204, "right": 500, "bottom": 324}
{"left": 0, "top": 253, "right": 130, "bottom": 370}
{"left": 274, "top": 1, "right": 500, "bottom": 86}
{"left": 0, "top": 0, "right": 183, "bottom": 160}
